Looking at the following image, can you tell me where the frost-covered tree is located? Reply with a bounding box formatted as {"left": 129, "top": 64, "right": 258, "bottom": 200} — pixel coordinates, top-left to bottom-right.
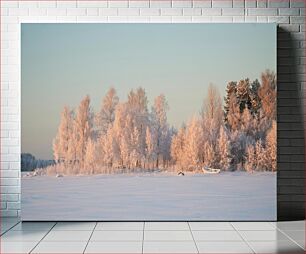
{"left": 265, "top": 120, "right": 277, "bottom": 171}
{"left": 258, "top": 70, "right": 276, "bottom": 120}
{"left": 74, "top": 95, "right": 93, "bottom": 169}
{"left": 183, "top": 117, "right": 203, "bottom": 170}
{"left": 84, "top": 138, "right": 97, "bottom": 174}
{"left": 224, "top": 81, "right": 237, "bottom": 123}
{"left": 245, "top": 144, "right": 256, "bottom": 172}
{"left": 152, "top": 94, "right": 170, "bottom": 168}
{"left": 96, "top": 87, "right": 119, "bottom": 136}
{"left": 217, "top": 126, "right": 231, "bottom": 170}
{"left": 145, "top": 126, "right": 157, "bottom": 168}
{"left": 53, "top": 106, "right": 74, "bottom": 163}
{"left": 203, "top": 141, "right": 215, "bottom": 167}
{"left": 227, "top": 94, "right": 241, "bottom": 131}
{"left": 255, "top": 139, "right": 266, "bottom": 171}
{"left": 170, "top": 125, "right": 186, "bottom": 170}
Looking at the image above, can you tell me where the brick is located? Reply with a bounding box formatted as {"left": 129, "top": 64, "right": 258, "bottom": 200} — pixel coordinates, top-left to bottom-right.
{"left": 0, "top": 194, "right": 19, "bottom": 202}
{"left": 290, "top": 0, "right": 305, "bottom": 7}
{"left": 212, "top": 0, "right": 233, "bottom": 7}
{"left": 118, "top": 8, "right": 140, "bottom": 16}
{"left": 245, "top": 0, "right": 256, "bottom": 7}
{"left": 38, "top": 1, "right": 57, "bottom": 8}
{"left": 172, "top": 0, "right": 192, "bottom": 7}
{"left": 247, "top": 8, "right": 278, "bottom": 15}
{"left": 129, "top": 0, "right": 149, "bottom": 7}
{"left": 290, "top": 16, "right": 305, "bottom": 24}
{"left": 161, "top": 8, "right": 183, "bottom": 16}
{"left": 257, "top": 0, "right": 268, "bottom": 7}
{"left": 278, "top": 8, "right": 300, "bottom": 15}
{"left": 202, "top": 8, "right": 222, "bottom": 15}
{"left": 86, "top": 8, "right": 99, "bottom": 16}
{"left": 268, "top": 16, "right": 290, "bottom": 23}
{"left": 193, "top": 0, "right": 212, "bottom": 7}
{"left": 29, "top": 8, "right": 48, "bottom": 16}
{"left": 77, "top": 1, "right": 107, "bottom": 8}
{"left": 149, "top": 16, "right": 172, "bottom": 22}
{"left": 222, "top": 8, "right": 245, "bottom": 15}
{"left": 8, "top": 8, "right": 29, "bottom": 16}
{"left": 172, "top": 16, "right": 193, "bottom": 22}
{"left": 67, "top": 8, "right": 87, "bottom": 16}
{"left": 140, "top": 8, "right": 160, "bottom": 16}
{"left": 212, "top": 16, "right": 233, "bottom": 22}
{"left": 183, "top": 8, "right": 202, "bottom": 16}
{"left": 99, "top": 8, "right": 118, "bottom": 16}
{"left": 233, "top": 0, "right": 245, "bottom": 7}
{"left": 268, "top": 0, "right": 290, "bottom": 8}
{"left": 47, "top": 8, "right": 67, "bottom": 16}
{"left": 57, "top": 1, "right": 77, "bottom": 8}
{"left": 108, "top": 0, "right": 129, "bottom": 8}
{"left": 150, "top": 0, "right": 171, "bottom": 8}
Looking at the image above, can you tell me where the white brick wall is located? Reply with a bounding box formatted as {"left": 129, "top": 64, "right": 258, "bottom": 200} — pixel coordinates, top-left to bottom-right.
{"left": 0, "top": 0, "right": 305, "bottom": 218}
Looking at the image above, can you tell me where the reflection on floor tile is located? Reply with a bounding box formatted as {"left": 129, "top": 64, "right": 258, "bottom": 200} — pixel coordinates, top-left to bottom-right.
{"left": 11, "top": 222, "right": 55, "bottom": 231}
{"left": 52, "top": 222, "right": 96, "bottom": 231}
{"left": 1, "top": 241, "right": 37, "bottom": 253}
{"left": 1, "top": 230, "right": 48, "bottom": 242}
{"left": 239, "top": 230, "right": 291, "bottom": 241}
{"left": 85, "top": 241, "right": 142, "bottom": 253}
{"left": 232, "top": 222, "right": 276, "bottom": 231}
{"left": 43, "top": 230, "right": 92, "bottom": 242}
{"left": 91, "top": 230, "right": 143, "bottom": 241}
{"left": 197, "top": 241, "right": 253, "bottom": 253}
{"left": 249, "top": 240, "right": 304, "bottom": 253}
{"left": 32, "top": 241, "right": 87, "bottom": 253}
{"left": 96, "top": 222, "right": 144, "bottom": 231}
{"left": 145, "top": 222, "right": 189, "bottom": 231}
{"left": 189, "top": 222, "right": 234, "bottom": 231}
{"left": 192, "top": 230, "right": 243, "bottom": 241}
{"left": 143, "top": 241, "right": 198, "bottom": 253}
{"left": 276, "top": 221, "right": 305, "bottom": 231}
{"left": 144, "top": 230, "right": 193, "bottom": 241}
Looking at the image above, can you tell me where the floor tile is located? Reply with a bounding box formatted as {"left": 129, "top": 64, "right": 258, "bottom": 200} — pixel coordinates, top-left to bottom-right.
{"left": 11, "top": 222, "right": 55, "bottom": 231}
{"left": 282, "top": 230, "right": 305, "bottom": 249}
{"left": 52, "top": 222, "right": 96, "bottom": 231}
{"left": 42, "top": 230, "right": 92, "bottom": 242}
{"left": 144, "top": 230, "right": 193, "bottom": 241}
{"left": 32, "top": 241, "right": 87, "bottom": 253}
{"left": 189, "top": 222, "right": 234, "bottom": 231}
{"left": 143, "top": 241, "right": 198, "bottom": 253}
{"left": 197, "top": 241, "right": 253, "bottom": 253}
{"left": 276, "top": 221, "right": 305, "bottom": 231}
{"left": 90, "top": 230, "right": 143, "bottom": 241}
{"left": 85, "top": 241, "right": 142, "bottom": 253}
{"left": 1, "top": 230, "right": 47, "bottom": 242}
{"left": 232, "top": 222, "right": 276, "bottom": 231}
{"left": 239, "top": 230, "right": 290, "bottom": 241}
{"left": 248, "top": 240, "right": 304, "bottom": 253}
{"left": 95, "top": 222, "right": 144, "bottom": 231}
{"left": 192, "top": 230, "right": 243, "bottom": 241}
{"left": 1, "top": 241, "right": 38, "bottom": 253}
{"left": 145, "top": 222, "right": 190, "bottom": 230}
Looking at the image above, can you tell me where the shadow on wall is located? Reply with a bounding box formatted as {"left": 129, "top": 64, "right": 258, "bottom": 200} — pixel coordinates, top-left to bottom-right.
{"left": 277, "top": 27, "right": 305, "bottom": 221}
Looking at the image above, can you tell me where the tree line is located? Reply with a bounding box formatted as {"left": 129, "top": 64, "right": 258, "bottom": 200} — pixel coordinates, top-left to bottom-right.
{"left": 44, "top": 70, "right": 276, "bottom": 175}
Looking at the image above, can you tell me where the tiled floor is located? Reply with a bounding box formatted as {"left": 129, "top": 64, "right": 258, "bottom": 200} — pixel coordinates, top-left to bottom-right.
{"left": 0, "top": 219, "right": 304, "bottom": 253}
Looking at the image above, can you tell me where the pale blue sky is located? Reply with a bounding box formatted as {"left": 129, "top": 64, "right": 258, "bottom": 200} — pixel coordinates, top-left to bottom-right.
{"left": 21, "top": 24, "right": 276, "bottom": 159}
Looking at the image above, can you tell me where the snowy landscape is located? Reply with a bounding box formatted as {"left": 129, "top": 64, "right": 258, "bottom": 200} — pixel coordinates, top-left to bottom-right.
{"left": 22, "top": 24, "right": 276, "bottom": 220}
{"left": 22, "top": 171, "right": 276, "bottom": 221}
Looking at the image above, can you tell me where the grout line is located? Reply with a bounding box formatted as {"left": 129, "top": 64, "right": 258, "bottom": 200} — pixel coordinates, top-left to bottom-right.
{"left": 141, "top": 221, "right": 145, "bottom": 254}
{"left": 83, "top": 222, "right": 97, "bottom": 254}
{"left": 229, "top": 222, "right": 256, "bottom": 254}
{"left": 187, "top": 222, "right": 200, "bottom": 254}
{"left": 0, "top": 220, "right": 21, "bottom": 236}
{"left": 276, "top": 227, "right": 305, "bottom": 251}
{"left": 29, "top": 222, "right": 57, "bottom": 254}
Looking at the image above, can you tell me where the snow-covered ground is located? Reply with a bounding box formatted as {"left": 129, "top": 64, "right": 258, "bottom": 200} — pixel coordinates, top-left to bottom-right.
{"left": 22, "top": 171, "right": 276, "bottom": 221}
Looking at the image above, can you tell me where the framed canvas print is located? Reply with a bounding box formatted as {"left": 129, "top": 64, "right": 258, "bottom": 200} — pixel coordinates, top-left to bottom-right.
{"left": 21, "top": 24, "right": 277, "bottom": 220}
